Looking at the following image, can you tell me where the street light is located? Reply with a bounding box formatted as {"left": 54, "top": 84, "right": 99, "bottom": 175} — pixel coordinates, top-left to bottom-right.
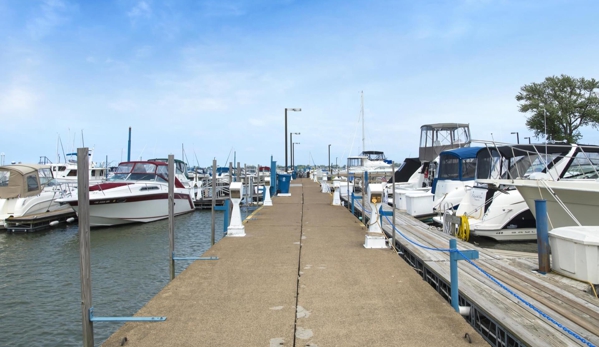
{"left": 328, "top": 144, "right": 331, "bottom": 177}
{"left": 285, "top": 108, "right": 301, "bottom": 172}
{"left": 511, "top": 132, "right": 520, "bottom": 144}
{"left": 290, "top": 132, "right": 300, "bottom": 171}
{"left": 524, "top": 136, "right": 531, "bottom": 144}
{"left": 292, "top": 142, "right": 300, "bottom": 170}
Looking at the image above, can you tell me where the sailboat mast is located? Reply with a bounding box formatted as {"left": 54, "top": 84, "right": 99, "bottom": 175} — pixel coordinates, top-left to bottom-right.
{"left": 361, "top": 91, "right": 365, "bottom": 152}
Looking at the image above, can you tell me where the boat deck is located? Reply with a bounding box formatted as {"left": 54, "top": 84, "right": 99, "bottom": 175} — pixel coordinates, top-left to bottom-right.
{"left": 342, "top": 190, "right": 599, "bottom": 346}
{"left": 3, "top": 209, "right": 77, "bottom": 232}
{"left": 101, "top": 179, "right": 485, "bottom": 347}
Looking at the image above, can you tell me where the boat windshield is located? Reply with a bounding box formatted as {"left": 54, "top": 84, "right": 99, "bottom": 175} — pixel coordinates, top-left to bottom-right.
{"left": 109, "top": 162, "right": 166, "bottom": 182}
{"left": 38, "top": 168, "right": 53, "bottom": 185}
{"left": 562, "top": 151, "right": 599, "bottom": 179}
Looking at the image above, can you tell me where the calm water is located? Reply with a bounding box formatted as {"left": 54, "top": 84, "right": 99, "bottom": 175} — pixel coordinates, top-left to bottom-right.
{"left": 0, "top": 208, "right": 255, "bottom": 347}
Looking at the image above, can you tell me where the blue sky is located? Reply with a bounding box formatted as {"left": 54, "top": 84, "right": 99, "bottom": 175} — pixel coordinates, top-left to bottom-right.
{"left": 1, "top": 0, "right": 599, "bottom": 168}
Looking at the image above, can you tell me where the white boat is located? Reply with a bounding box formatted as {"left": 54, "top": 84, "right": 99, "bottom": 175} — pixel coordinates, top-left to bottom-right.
{"left": 57, "top": 161, "right": 195, "bottom": 227}
{"left": 47, "top": 150, "right": 107, "bottom": 184}
{"left": 0, "top": 164, "right": 75, "bottom": 227}
{"left": 496, "top": 178, "right": 599, "bottom": 230}
{"left": 431, "top": 146, "right": 482, "bottom": 214}
{"left": 385, "top": 123, "right": 472, "bottom": 212}
{"left": 452, "top": 143, "right": 599, "bottom": 241}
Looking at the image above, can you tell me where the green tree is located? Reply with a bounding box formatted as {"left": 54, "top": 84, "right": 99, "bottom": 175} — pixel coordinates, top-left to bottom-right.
{"left": 515, "top": 74, "right": 599, "bottom": 143}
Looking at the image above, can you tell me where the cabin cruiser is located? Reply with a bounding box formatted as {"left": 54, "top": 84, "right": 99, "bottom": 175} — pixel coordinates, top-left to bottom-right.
{"left": 0, "top": 164, "right": 74, "bottom": 227}
{"left": 57, "top": 161, "right": 195, "bottom": 227}
{"left": 509, "top": 179, "right": 599, "bottom": 230}
{"left": 385, "top": 123, "right": 472, "bottom": 210}
{"left": 446, "top": 143, "right": 599, "bottom": 241}
{"left": 47, "top": 150, "right": 107, "bottom": 184}
{"left": 481, "top": 145, "right": 599, "bottom": 231}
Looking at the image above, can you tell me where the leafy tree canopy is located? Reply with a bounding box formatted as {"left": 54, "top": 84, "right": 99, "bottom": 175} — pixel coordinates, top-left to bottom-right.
{"left": 515, "top": 74, "right": 599, "bottom": 143}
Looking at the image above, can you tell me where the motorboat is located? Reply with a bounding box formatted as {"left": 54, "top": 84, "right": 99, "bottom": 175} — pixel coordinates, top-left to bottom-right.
{"left": 431, "top": 146, "right": 483, "bottom": 214}
{"left": 385, "top": 123, "right": 472, "bottom": 211}
{"left": 0, "top": 164, "right": 75, "bottom": 227}
{"left": 509, "top": 178, "right": 599, "bottom": 230}
{"left": 57, "top": 161, "right": 195, "bottom": 227}
{"left": 45, "top": 150, "right": 107, "bottom": 184}
{"left": 449, "top": 143, "right": 599, "bottom": 241}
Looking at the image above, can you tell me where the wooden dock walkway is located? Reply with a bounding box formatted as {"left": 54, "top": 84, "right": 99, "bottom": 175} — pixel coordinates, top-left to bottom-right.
{"left": 342, "top": 190, "right": 599, "bottom": 346}
{"left": 102, "top": 179, "right": 485, "bottom": 347}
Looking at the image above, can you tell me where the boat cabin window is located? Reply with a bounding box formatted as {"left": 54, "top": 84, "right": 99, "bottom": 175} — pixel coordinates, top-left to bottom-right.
{"left": 438, "top": 156, "right": 459, "bottom": 179}
{"left": 38, "top": 168, "right": 53, "bottom": 185}
{"left": 347, "top": 158, "right": 364, "bottom": 167}
{"left": 116, "top": 163, "right": 134, "bottom": 173}
{"left": 53, "top": 166, "right": 67, "bottom": 172}
{"left": 133, "top": 163, "right": 157, "bottom": 173}
{"left": 461, "top": 159, "right": 477, "bottom": 180}
{"left": 156, "top": 165, "right": 169, "bottom": 178}
{"left": 562, "top": 152, "right": 599, "bottom": 179}
{"left": 0, "top": 170, "right": 9, "bottom": 186}
{"left": 67, "top": 170, "right": 77, "bottom": 177}
{"left": 26, "top": 175, "right": 39, "bottom": 192}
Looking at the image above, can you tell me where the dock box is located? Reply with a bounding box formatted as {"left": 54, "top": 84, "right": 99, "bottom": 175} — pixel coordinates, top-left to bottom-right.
{"left": 405, "top": 192, "right": 434, "bottom": 217}
{"left": 549, "top": 226, "right": 599, "bottom": 284}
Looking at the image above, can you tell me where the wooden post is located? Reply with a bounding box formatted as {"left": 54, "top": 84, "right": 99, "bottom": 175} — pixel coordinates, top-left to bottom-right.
{"left": 168, "top": 154, "right": 175, "bottom": 280}
{"left": 228, "top": 162, "right": 233, "bottom": 184}
{"left": 391, "top": 161, "right": 396, "bottom": 250}
{"left": 211, "top": 159, "right": 217, "bottom": 246}
{"left": 77, "top": 147, "right": 94, "bottom": 347}
{"left": 237, "top": 162, "right": 241, "bottom": 182}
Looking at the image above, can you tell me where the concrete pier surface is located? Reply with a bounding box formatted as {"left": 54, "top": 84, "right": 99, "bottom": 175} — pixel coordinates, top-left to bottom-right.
{"left": 102, "top": 179, "right": 485, "bottom": 346}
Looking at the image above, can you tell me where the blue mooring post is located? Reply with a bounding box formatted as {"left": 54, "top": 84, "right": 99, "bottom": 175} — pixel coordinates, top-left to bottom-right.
{"left": 214, "top": 199, "right": 231, "bottom": 233}
{"left": 270, "top": 156, "right": 276, "bottom": 197}
{"left": 364, "top": 171, "right": 369, "bottom": 191}
{"left": 351, "top": 192, "right": 355, "bottom": 215}
{"left": 535, "top": 199, "right": 550, "bottom": 274}
{"left": 127, "top": 126, "right": 132, "bottom": 161}
{"left": 449, "top": 238, "right": 479, "bottom": 313}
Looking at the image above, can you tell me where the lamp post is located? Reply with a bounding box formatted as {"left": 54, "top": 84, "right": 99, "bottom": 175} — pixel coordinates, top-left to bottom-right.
{"left": 328, "top": 144, "right": 331, "bottom": 177}
{"left": 524, "top": 137, "right": 531, "bottom": 144}
{"left": 290, "top": 132, "right": 300, "bottom": 171}
{"left": 285, "top": 108, "right": 301, "bottom": 172}
{"left": 293, "top": 142, "right": 300, "bottom": 170}
{"left": 511, "top": 132, "right": 520, "bottom": 144}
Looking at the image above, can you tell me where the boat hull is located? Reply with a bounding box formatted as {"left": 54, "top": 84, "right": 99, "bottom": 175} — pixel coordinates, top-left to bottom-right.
{"left": 514, "top": 179, "right": 599, "bottom": 230}
{"left": 72, "top": 194, "right": 194, "bottom": 227}
{"left": 0, "top": 193, "right": 74, "bottom": 228}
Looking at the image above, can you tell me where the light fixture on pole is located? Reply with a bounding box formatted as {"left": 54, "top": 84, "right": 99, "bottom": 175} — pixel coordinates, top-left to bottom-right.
{"left": 290, "top": 132, "right": 300, "bottom": 171}
{"left": 284, "top": 108, "right": 301, "bottom": 172}
{"left": 511, "top": 132, "right": 520, "bottom": 144}
{"left": 524, "top": 137, "right": 531, "bottom": 144}
{"left": 328, "top": 144, "right": 331, "bottom": 178}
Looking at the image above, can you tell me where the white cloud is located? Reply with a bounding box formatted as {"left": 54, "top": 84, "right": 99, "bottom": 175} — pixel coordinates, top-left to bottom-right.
{"left": 0, "top": 88, "right": 39, "bottom": 114}
{"left": 128, "top": 1, "right": 152, "bottom": 19}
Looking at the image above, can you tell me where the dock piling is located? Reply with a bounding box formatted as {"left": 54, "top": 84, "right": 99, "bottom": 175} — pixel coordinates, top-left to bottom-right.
{"left": 449, "top": 238, "right": 479, "bottom": 315}
{"left": 77, "top": 147, "right": 94, "bottom": 347}
{"left": 168, "top": 154, "right": 175, "bottom": 281}
{"left": 535, "top": 199, "right": 551, "bottom": 274}
{"left": 211, "top": 159, "right": 217, "bottom": 246}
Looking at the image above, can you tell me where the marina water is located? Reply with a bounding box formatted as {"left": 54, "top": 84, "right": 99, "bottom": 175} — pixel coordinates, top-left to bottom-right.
{"left": 0, "top": 208, "right": 256, "bottom": 347}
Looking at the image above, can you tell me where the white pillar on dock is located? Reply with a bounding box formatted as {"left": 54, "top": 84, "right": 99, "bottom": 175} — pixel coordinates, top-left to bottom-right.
{"left": 227, "top": 182, "right": 246, "bottom": 237}
{"left": 263, "top": 177, "right": 273, "bottom": 206}
{"left": 332, "top": 180, "right": 341, "bottom": 206}
{"left": 364, "top": 183, "right": 387, "bottom": 248}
